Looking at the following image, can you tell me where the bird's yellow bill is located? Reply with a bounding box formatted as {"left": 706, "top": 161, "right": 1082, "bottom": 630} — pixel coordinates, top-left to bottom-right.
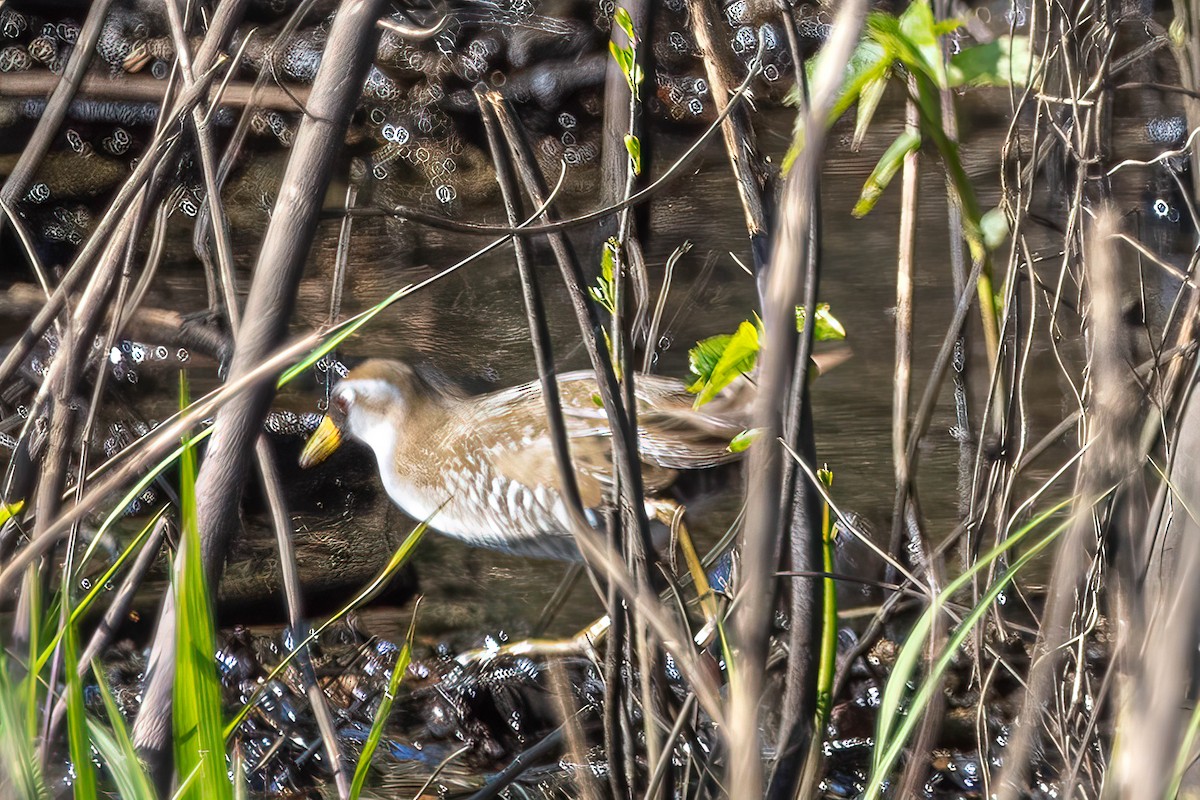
{"left": 299, "top": 415, "right": 342, "bottom": 468}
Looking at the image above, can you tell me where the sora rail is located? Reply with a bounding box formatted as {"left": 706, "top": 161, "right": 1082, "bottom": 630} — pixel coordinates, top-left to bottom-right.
{"left": 299, "top": 359, "right": 751, "bottom": 560}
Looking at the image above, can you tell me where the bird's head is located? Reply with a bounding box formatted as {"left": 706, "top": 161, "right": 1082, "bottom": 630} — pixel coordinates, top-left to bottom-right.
{"left": 299, "top": 359, "right": 439, "bottom": 468}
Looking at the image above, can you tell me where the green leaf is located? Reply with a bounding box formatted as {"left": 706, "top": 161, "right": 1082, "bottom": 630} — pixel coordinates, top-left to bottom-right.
{"left": 853, "top": 74, "right": 890, "bottom": 149}
{"left": 613, "top": 7, "right": 636, "bottom": 43}
{"left": 727, "top": 428, "right": 761, "bottom": 453}
{"left": 911, "top": 64, "right": 947, "bottom": 133}
{"left": 794, "top": 33, "right": 889, "bottom": 119}
{"left": 607, "top": 39, "right": 640, "bottom": 96}
{"left": 174, "top": 372, "right": 232, "bottom": 800}
{"left": 610, "top": 10, "right": 640, "bottom": 96}
{"left": 796, "top": 303, "right": 847, "bottom": 341}
{"left": 687, "top": 333, "right": 733, "bottom": 394}
{"left": 629, "top": 61, "right": 644, "bottom": 88}
{"left": 932, "top": 19, "right": 961, "bottom": 37}
{"left": 948, "top": 36, "right": 1035, "bottom": 87}
{"left": 787, "top": 35, "right": 892, "bottom": 172}
{"left": 0, "top": 499, "right": 23, "bottom": 525}
{"left": 693, "top": 320, "right": 760, "bottom": 407}
{"left": 349, "top": 604, "right": 419, "bottom": 800}
{"left": 601, "top": 238, "right": 616, "bottom": 282}
{"left": 608, "top": 40, "right": 632, "bottom": 76}
{"left": 624, "top": 134, "right": 642, "bottom": 175}
{"left": 853, "top": 128, "right": 921, "bottom": 218}
{"left": 690, "top": 305, "right": 843, "bottom": 405}
{"left": 896, "top": 0, "right": 953, "bottom": 89}
{"left": 864, "top": 15, "right": 908, "bottom": 64}
{"left": 590, "top": 240, "right": 619, "bottom": 315}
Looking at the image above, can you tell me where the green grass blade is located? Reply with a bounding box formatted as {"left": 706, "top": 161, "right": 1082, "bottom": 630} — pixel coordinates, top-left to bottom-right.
{"left": 87, "top": 722, "right": 155, "bottom": 800}
{"left": 1170, "top": 702, "right": 1200, "bottom": 798}
{"left": 866, "top": 500, "right": 1080, "bottom": 799}
{"left": 0, "top": 654, "right": 49, "bottom": 799}
{"left": 169, "top": 762, "right": 204, "bottom": 800}
{"left": 349, "top": 601, "right": 420, "bottom": 800}
{"left": 173, "top": 372, "right": 231, "bottom": 800}
{"left": 23, "top": 568, "right": 43, "bottom": 742}
{"left": 816, "top": 468, "right": 838, "bottom": 726}
{"left": 871, "top": 498, "right": 1069, "bottom": 769}
{"left": 63, "top": 621, "right": 99, "bottom": 800}
{"left": 34, "top": 509, "right": 167, "bottom": 676}
{"left": 76, "top": 438, "right": 206, "bottom": 575}
{"left": 89, "top": 661, "right": 156, "bottom": 800}
{"left": 224, "top": 513, "right": 431, "bottom": 738}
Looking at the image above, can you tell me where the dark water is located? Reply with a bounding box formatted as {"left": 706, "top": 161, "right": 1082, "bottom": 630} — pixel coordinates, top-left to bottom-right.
{"left": 326, "top": 101, "right": 979, "bottom": 642}
{"left": 137, "top": 89, "right": 1179, "bottom": 646}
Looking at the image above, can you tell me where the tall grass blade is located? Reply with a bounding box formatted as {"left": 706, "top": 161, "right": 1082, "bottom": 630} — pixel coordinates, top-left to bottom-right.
{"left": 853, "top": 128, "right": 922, "bottom": 218}
{"left": 224, "top": 513, "right": 432, "bottom": 738}
{"left": 1170, "top": 700, "right": 1200, "bottom": 797}
{"left": 866, "top": 501, "right": 1079, "bottom": 799}
{"left": 89, "top": 661, "right": 156, "bottom": 800}
{"left": 173, "top": 372, "right": 231, "bottom": 800}
{"left": 871, "top": 499, "right": 1068, "bottom": 766}
{"left": 35, "top": 509, "right": 167, "bottom": 675}
{"left": 63, "top": 620, "right": 99, "bottom": 800}
{"left": 169, "top": 762, "right": 204, "bottom": 800}
{"left": 24, "top": 568, "right": 43, "bottom": 741}
{"left": 349, "top": 601, "right": 420, "bottom": 800}
{"left": 88, "top": 722, "right": 155, "bottom": 800}
{"left": 77, "top": 438, "right": 206, "bottom": 575}
{"left": 0, "top": 654, "right": 48, "bottom": 799}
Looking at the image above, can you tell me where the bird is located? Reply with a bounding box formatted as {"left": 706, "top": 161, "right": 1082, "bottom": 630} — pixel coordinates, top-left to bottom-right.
{"left": 298, "top": 358, "right": 753, "bottom": 562}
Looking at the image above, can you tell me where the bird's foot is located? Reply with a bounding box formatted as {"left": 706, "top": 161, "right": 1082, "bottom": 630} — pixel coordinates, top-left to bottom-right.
{"left": 454, "top": 615, "right": 610, "bottom": 665}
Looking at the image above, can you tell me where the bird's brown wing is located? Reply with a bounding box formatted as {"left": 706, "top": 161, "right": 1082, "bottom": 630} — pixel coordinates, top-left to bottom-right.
{"left": 477, "top": 371, "right": 728, "bottom": 503}
{"left": 556, "top": 374, "right": 749, "bottom": 470}
{"left": 635, "top": 407, "right": 746, "bottom": 469}
{"left": 489, "top": 431, "right": 678, "bottom": 512}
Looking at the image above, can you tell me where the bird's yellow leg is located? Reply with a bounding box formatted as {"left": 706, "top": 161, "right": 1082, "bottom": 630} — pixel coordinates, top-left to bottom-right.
{"left": 650, "top": 498, "right": 720, "bottom": 626}
{"left": 455, "top": 500, "right": 719, "bottom": 664}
